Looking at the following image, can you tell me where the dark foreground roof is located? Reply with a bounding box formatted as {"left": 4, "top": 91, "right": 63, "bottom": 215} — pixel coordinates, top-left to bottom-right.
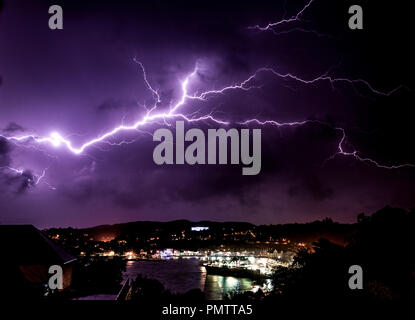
{"left": 0, "top": 225, "right": 76, "bottom": 265}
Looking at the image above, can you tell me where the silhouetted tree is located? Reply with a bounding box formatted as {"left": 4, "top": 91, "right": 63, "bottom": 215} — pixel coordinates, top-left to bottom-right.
{"left": 264, "top": 206, "right": 415, "bottom": 302}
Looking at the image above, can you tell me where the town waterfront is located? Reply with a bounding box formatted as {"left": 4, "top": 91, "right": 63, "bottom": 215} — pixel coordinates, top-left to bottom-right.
{"left": 123, "top": 258, "right": 272, "bottom": 300}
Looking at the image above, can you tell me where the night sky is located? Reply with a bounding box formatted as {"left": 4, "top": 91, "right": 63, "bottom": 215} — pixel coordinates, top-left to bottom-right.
{"left": 0, "top": 0, "right": 414, "bottom": 227}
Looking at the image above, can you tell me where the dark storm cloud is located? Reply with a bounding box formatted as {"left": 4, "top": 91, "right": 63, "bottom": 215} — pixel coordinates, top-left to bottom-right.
{"left": 288, "top": 175, "right": 334, "bottom": 201}
{"left": 305, "top": 175, "right": 334, "bottom": 201}
{"left": 0, "top": 138, "right": 11, "bottom": 166}
{"left": 54, "top": 120, "right": 338, "bottom": 210}
{"left": 0, "top": 139, "right": 34, "bottom": 194}
{"left": 152, "top": 166, "right": 261, "bottom": 206}
{"left": 58, "top": 174, "right": 155, "bottom": 210}
{"left": 2, "top": 122, "right": 25, "bottom": 132}
{"left": 12, "top": 170, "right": 35, "bottom": 194}
{"left": 59, "top": 177, "right": 112, "bottom": 202}
{"left": 96, "top": 98, "right": 137, "bottom": 113}
{"left": 0, "top": 0, "right": 413, "bottom": 227}
{"left": 0, "top": 135, "right": 36, "bottom": 194}
{"left": 112, "top": 190, "right": 148, "bottom": 209}
{"left": 0, "top": 168, "right": 36, "bottom": 195}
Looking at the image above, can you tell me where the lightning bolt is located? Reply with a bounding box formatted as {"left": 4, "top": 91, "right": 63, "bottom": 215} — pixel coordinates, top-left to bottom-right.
{"left": 241, "top": 119, "right": 415, "bottom": 169}
{"left": 329, "top": 128, "right": 415, "bottom": 169}
{"left": 0, "top": 166, "right": 54, "bottom": 189}
{"left": 0, "top": 58, "right": 412, "bottom": 189}
{"left": 0, "top": 60, "right": 230, "bottom": 156}
{"left": 248, "top": 0, "right": 329, "bottom": 37}
{"left": 250, "top": 0, "right": 314, "bottom": 29}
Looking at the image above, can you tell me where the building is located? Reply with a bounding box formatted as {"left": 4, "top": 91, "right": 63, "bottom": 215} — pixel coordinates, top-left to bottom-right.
{"left": 0, "top": 225, "right": 76, "bottom": 299}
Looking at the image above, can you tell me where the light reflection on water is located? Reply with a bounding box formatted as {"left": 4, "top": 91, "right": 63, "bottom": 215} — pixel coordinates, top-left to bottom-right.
{"left": 203, "top": 275, "right": 253, "bottom": 299}
{"left": 123, "top": 258, "right": 271, "bottom": 300}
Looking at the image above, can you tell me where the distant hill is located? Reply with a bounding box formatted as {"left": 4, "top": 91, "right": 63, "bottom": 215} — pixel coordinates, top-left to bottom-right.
{"left": 46, "top": 219, "right": 355, "bottom": 247}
